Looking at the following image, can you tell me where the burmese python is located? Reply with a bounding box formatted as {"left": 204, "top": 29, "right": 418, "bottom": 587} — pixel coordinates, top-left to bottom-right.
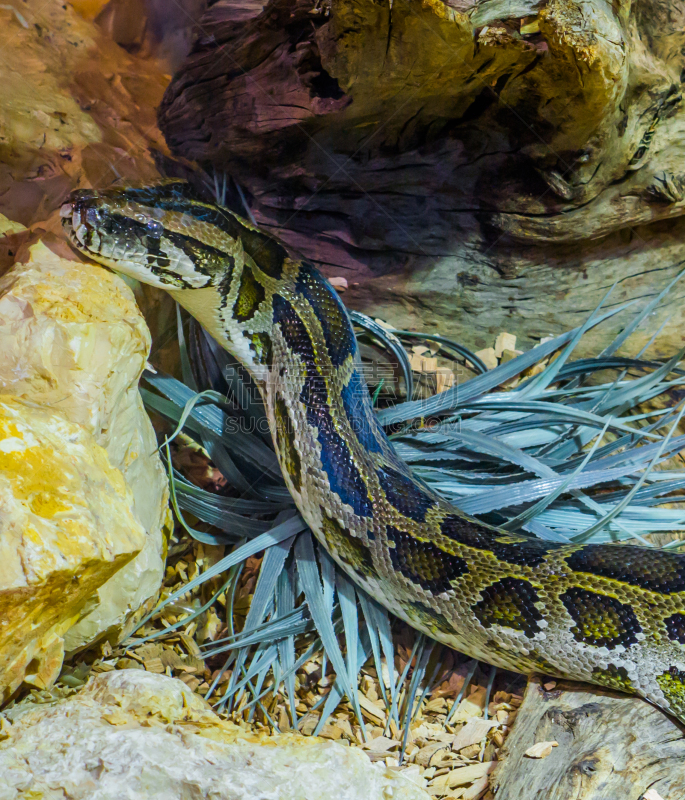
{"left": 63, "top": 181, "right": 685, "bottom": 724}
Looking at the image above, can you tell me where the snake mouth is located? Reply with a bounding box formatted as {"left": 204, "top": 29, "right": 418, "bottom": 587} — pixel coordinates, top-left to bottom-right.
{"left": 60, "top": 190, "right": 103, "bottom": 256}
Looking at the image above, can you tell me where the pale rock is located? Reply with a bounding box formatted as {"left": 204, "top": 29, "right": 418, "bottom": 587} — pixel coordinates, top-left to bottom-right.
{"left": 0, "top": 670, "right": 431, "bottom": 800}
{"left": 0, "top": 400, "right": 146, "bottom": 702}
{"left": 0, "top": 242, "right": 169, "bottom": 651}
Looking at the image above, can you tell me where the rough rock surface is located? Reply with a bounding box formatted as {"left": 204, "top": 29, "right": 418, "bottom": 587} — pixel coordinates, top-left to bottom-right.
{"left": 0, "top": 0, "right": 168, "bottom": 229}
{"left": 0, "top": 670, "right": 430, "bottom": 800}
{"left": 0, "top": 401, "right": 146, "bottom": 702}
{"left": 0, "top": 242, "right": 170, "bottom": 652}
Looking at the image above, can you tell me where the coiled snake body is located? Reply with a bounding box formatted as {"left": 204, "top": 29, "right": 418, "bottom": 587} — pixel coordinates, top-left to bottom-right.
{"left": 63, "top": 182, "right": 685, "bottom": 724}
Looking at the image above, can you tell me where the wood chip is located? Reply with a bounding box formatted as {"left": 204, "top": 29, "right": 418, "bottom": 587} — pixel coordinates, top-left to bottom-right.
{"left": 451, "top": 718, "right": 498, "bottom": 751}
{"left": 143, "top": 658, "right": 165, "bottom": 674}
{"left": 415, "top": 741, "right": 451, "bottom": 766}
{"left": 643, "top": 790, "right": 666, "bottom": 800}
{"left": 425, "top": 697, "right": 448, "bottom": 713}
{"left": 474, "top": 348, "right": 497, "bottom": 370}
{"left": 461, "top": 774, "right": 490, "bottom": 800}
{"left": 329, "top": 276, "right": 348, "bottom": 291}
{"left": 160, "top": 649, "right": 185, "bottom": 670}
{"left": 362, "top": 735, "right": 401, "bottom": 753}
{"left": 543, "top": 681, "right": 557, "bottom": 691}
{"left": 447, "top": 761, "right": 495, "bottom": 788}
{"left": 494, "top": 332, "right": 516, "bottom": 358}
{"left": 91, "top": 662, "right": 116, "bottom": 673}
{"left": 334, "top": 716, "right": 354, "bottom": 739}
{"left": 179, "top": 674, "right": 201, "bottom": 691}
{"left": 277, "top": 706, "right": 291, "bottom": 731}
{"left": 459, "top": 743, "right": 481, "bottom": 759}
{"left": 299, "top": 712, "right": 320, "bottom": 736}
{"left": 524, "top": 741, "right": 559, "bottom": 759}
{"left": 436, "top": 369, "right": 455, "bottom": 394}
{"left": 500, "top": 348, "right": 523, "bottom": 363}
{"left": 450, "top": 687, "right": 487, "bottom": 723}
{"left": 357, "top": 691, "right": 387, "bottom": 722}
{"left": 319, "top": 722, "right": 344, "bottom": 740}
{"left": 410, "top": 353, "right": 438, "bottom": 373}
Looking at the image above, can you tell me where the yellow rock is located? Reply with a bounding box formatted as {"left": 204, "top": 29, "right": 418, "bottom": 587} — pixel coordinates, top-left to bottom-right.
{"left": 0, "top": 3, "right": 101, "bottom": 159}
{"left": 0, "top": 399, "right": 146, "bottom": 702}
{"left": 0, "top": 242, "right": 169, "bottom": 655}
{"left": 69, "top": 0, "right": 111, "bottom": 20}
{"left": 0, "top": 214, "right": 26, "bottom": 236}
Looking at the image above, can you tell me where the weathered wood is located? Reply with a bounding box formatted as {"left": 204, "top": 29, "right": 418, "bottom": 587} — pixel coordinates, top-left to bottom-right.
{"left": 158, "top": 0, "right": 685, "bottom": 358}
{"left": 489, "top": 675, "right": 685, "bottom": 800}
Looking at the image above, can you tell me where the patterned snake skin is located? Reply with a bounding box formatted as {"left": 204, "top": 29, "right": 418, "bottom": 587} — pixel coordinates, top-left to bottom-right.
{"left": 63, "top": 181, "right": 685, "bottom": 724}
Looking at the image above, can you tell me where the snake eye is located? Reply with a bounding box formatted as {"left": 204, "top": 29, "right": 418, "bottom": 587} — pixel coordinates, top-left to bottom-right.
{"left": 146, "top": 219, "right": 163, "bottom": 238}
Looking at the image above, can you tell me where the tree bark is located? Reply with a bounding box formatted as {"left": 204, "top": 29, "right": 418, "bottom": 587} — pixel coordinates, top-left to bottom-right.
{"left": 489, "top": 675, "right": 685, "bottom": 799}
{"left": 159, "top": 0, "right": 685, "bottom": 357}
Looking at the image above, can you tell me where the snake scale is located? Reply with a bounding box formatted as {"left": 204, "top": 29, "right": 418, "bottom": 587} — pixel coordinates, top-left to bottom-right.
{"left": 63, "top": 181, "right": 685, "bottom": 725}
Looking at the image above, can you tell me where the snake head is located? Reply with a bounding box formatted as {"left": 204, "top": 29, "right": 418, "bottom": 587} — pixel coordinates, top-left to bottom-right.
{"left": 61, "top": 182, "right": 233, "bottom": 291}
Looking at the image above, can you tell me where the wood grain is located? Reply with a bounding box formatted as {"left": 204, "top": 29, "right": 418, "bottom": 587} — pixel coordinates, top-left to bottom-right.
{"left": 157, "top": 0, "right": 685, "bottom": 358}
{"left": 489, "top": 675, "right": 685, "bottom": 800}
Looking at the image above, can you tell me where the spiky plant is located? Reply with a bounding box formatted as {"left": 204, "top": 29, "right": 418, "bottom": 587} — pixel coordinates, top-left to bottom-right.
{"left": 129, "top": 275, "right": 685, "bottom": 749}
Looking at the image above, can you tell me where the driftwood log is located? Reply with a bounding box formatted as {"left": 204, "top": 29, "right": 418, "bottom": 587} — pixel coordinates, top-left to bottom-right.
{"left": 159, "top": 0, "right": 685, "bottom": 357}
{"left": 489, "top": 675, "right": 685, "bottom": 799}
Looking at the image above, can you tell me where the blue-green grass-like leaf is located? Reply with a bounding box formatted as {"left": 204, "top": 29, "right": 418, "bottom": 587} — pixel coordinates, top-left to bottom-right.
{"left": 142, "top": 281, "right": 685, "bottom": 738}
